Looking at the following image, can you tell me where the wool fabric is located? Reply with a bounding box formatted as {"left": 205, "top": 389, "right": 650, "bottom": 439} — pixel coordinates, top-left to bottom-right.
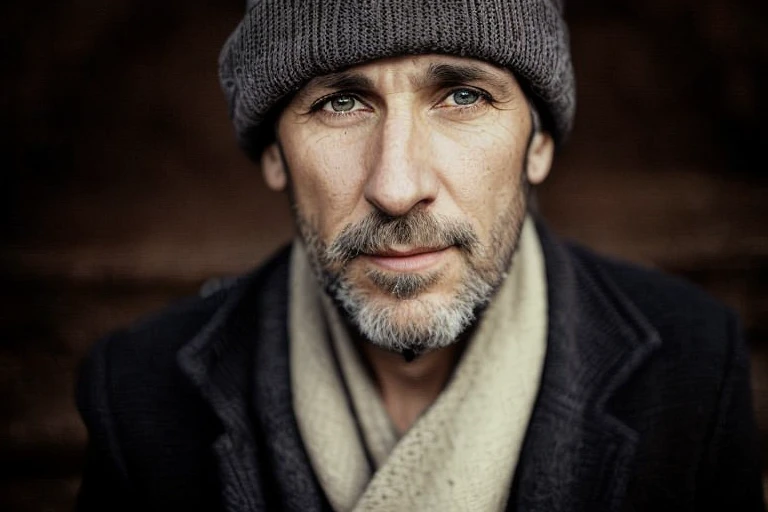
{"left": 219, "top": 0, "right": 575, "bottom": 157}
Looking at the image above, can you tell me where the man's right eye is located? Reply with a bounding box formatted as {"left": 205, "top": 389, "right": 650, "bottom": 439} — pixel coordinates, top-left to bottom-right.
{"left": 312, "top": 94, "right": 367, "bottom": 114}
{"left": 325, "top": 95, "right": 358, "bottom": 112}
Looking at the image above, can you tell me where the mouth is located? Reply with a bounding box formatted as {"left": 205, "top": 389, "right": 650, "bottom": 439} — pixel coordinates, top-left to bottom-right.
{"left": 361, "top": 246, "right": 452, "bottom": 273}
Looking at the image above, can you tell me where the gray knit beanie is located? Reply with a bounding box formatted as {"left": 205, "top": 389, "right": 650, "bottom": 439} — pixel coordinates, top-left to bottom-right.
{"left": 220, "top": 0, "right": 575, "bottom": 158}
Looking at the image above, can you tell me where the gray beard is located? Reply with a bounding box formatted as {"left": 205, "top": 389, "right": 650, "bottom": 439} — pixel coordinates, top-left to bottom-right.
{"left": 295, "top": 197, "right": 527, "bottom": 355}
{"left": 329, "top": 259, "right": 495, "bottom": 354}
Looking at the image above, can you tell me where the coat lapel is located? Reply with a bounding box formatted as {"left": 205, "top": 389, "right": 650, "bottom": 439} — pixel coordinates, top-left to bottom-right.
{"left": 510, "top": 222, "right": 662, "bottom": 512}
{"left": 176, "top": 275, "right": 266, "bottom": 512}
{"left": 177, "top": 251, "right": 327, "bottom": 512}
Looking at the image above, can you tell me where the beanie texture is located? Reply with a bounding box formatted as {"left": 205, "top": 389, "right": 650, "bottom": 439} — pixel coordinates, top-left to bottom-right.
{"left": 220, "top": 0, "right": 575, "bottom": 157}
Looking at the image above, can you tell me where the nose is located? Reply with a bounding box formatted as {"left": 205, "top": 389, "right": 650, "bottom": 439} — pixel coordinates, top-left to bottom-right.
{"left": 363, "top": 111, "right": 439, "bottom": 217}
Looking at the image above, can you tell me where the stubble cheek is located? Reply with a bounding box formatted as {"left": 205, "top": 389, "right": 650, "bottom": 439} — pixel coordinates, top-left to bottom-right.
{"left": 290, "top": 135, "right": 370, "bottom": 242}
{"left": 442, "top": 132, "right": 521, "bottom": 219}
{"left": 436, "top": 133, "right": 527, "bottom": 277}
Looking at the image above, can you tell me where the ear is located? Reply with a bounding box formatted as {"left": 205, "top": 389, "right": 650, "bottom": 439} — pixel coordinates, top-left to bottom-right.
{"left": 260, "top": 142, "right": 287, "bottom": 191}
{"left": 525, "top": 131, "right": 555, "bottom": 185}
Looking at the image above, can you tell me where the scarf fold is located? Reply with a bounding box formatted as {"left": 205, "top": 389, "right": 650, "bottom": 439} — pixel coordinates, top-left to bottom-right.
{"left": 290, "top": 216, "right": 548, "bottom": 511}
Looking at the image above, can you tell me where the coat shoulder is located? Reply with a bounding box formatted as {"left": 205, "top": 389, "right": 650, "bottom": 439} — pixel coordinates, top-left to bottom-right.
{"left": 80, "top": 278, "right": 240, "bottom": 399}
{"left": 76, "top": 245, "right": 293, "bottom": 452}
{"left": 558, "top": 244, "right": 764, "bottom": 512}
{"left": 567, "top": 242, "right": 738, "bottom": 349}
{"left": 81, "top": 246, "right": 292, "bottom": 386}
{"left": 75, "top": 246, "right": 293, "bottom": 507}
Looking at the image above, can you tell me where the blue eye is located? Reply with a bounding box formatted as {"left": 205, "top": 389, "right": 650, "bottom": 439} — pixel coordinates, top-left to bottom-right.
{"left": 452, "top": 89, "right": 480, "bottom": 105}
{"left": 328, "top": 95, "right": 356, "bottom": 112}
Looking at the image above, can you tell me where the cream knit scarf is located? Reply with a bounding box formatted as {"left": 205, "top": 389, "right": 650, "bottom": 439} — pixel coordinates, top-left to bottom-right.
{"left": 289, "top": 216, "right": 548, "bottom": 512}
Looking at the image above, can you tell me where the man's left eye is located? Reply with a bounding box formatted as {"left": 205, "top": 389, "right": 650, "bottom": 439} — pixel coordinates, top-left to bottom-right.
{"left": 448, "top": 88, "right": 482, "bottom": 106}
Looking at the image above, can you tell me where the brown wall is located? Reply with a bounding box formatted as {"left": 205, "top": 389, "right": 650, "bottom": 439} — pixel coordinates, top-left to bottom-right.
{"left": 2, "top": 0, "right": 766, "bottom": 510}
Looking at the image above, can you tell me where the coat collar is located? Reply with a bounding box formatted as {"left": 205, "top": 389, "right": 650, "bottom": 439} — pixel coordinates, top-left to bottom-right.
{"left": 177, "top": 249, "right": 328, "bottom": 512}
{"left": 176, "top": 268, "right": 266, "bottom": 512}
{"left": 177, "top": 222, "right": 661, "bottom": 512}
{"left": 508, "top": 219, "right": 662, "bottom": 511}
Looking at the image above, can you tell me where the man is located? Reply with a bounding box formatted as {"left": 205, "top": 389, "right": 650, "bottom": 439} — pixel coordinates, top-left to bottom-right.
{"left": 76, "top": 0, "right": 765, "bottom": 511}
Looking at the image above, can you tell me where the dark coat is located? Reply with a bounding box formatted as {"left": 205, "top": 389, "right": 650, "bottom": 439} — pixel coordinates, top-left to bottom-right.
{"left": 76, "top": 223, "right": 766, "bottom": 512}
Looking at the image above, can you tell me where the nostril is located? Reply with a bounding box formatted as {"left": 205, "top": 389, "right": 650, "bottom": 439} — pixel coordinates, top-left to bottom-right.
{"left": 364, "top": 176, "right": 434, "bottom": 218}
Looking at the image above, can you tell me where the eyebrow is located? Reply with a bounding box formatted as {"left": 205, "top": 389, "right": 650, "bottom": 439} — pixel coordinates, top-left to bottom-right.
{"left": 301, "top": 72, "right": 375, "bottom": 97}
{"left": 298, "top": 61, "right": 514, "bottom": 100}
{"left": 419, "top": 62, "right": 514, "bottom": 95}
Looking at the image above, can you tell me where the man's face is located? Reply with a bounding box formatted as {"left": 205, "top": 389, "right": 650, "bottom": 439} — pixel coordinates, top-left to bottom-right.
{"left": 261, "top": 54, "right": 554, "bottom": 354}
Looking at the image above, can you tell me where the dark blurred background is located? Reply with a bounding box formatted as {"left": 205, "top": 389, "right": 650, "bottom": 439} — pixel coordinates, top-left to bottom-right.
{"left": 2, "top": 0, "right": 766, "bottom": 510}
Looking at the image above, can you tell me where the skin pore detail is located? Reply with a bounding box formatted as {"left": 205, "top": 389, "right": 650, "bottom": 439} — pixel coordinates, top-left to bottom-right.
{"left": 262, "top": 54, "right": 554, "bottom": 431}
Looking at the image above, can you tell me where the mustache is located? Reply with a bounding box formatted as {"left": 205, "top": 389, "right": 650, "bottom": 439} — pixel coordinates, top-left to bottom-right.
{"left": 325, "top": 209, "right": 479, "bottom": 265}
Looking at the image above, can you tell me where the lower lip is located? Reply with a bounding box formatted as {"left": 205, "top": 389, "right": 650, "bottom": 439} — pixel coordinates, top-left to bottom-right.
{"left": 364, "top": 248, "right": 451, "bottom": 272}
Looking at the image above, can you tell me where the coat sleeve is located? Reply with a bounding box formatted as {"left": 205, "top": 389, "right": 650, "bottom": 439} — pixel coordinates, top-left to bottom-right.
{"left": 75, "top": 334, "right": 137, "bottom": 511}
{"left": 695, "top": 312, "right": 766, "bottom": 511}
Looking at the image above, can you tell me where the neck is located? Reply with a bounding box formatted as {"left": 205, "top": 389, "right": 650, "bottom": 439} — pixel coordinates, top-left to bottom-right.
{"left": 357, "top": 339, "right": 466, "bottom": 434}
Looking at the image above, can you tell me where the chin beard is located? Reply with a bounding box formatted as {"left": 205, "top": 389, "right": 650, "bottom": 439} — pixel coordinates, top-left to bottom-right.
{"left": 326, "top": 263, "right": 496, "bottom": 354}
{"left": 297, "top": 201, "right": 525, "bottom": 355}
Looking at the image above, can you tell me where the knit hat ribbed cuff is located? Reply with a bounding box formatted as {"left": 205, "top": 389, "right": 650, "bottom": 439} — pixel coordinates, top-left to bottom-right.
{"left": 220, "top": 0, "right": 575, "bottom": 157}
